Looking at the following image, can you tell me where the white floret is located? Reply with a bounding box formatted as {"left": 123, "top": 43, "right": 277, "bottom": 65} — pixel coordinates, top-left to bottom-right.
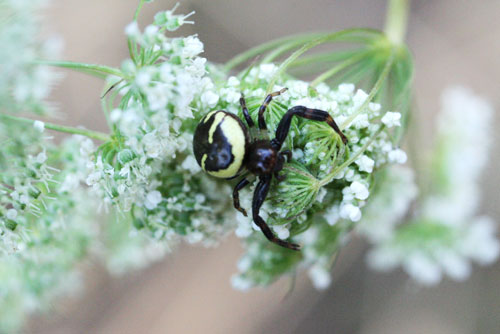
{"left": 144, "top": 190, "right": 162, "bottom": 210}
{"left": 350, "top": 181, "right": 369, "bottom": 200}
{"left": 340, "top": 203, "right": 362, "bottom": 222}
{"left": 200, "top": 90, "right": 219, "bottom": 107}
{"left": 388, "top": 148, "right": 408, "bottom": 164}
{"left": 381, "top": 111, "right": 401, "bottom": 128}
{"left": 33, "top": 120, "right": 45, "bottom": 132}
{"left": 355, "top": 155, "right": 375, "bottom": 173}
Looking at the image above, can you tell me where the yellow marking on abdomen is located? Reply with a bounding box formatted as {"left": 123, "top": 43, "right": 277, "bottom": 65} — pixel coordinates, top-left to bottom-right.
{"left": 207, "top": 115, "right": 246, "bottom": 178}
{"left": 208, "top": 111, "right": 226, "bottom": 144}
{"left": 203, "top": 110, "right": 217, "bottom": 123}
{"left": 201, "top": 154, "right": 207, "bottom": 171}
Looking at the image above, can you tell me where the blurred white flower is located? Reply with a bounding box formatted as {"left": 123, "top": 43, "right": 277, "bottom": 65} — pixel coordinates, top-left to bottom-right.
{"left": 201, "top": 90, "right": 219, "bottom": 107}
{"left": 181, "top": 156, "right": 201, "bottom": 174}
{"left": 381, "top": 111, "right": 401, "bottom": 128}
{"left": 125, "top": 21, "right": 140, "bottom": 38}
{"left": 357, "top": 166, "right": 417, "bottom": 242}
{"left": 308, "top": 264, "right": 332, "bottom": 290}
{"left": 388, "top": 148, "right": 407, "bottom": 164}
{"left": 365, "top": 87, "right": 498, "bottom": 286}
{"left": 182, "top": 36, "right": 204, "bottom": 58}
{"left": 272, "top": 225, "right": 290, "bottom": 240}
{"left": 340, "top": 203, "right": 362, "bottom": 222}
{"left": 6, "top": 209, "right": 17, "bottom": 220}
{"left": 33, "top": 120, "right": 45, "bottom": 132}
{"left": 144, "top": 190, "right": 162, "bottom": 210}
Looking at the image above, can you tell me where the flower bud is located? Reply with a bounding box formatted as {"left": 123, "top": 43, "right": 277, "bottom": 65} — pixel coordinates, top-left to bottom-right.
{"left": 29, "top": 187, "right": 41, "bottom": 199}
{"left": 117, "top": 149, "right": 137, "bottom": 165}
{"left": 5, "top": 220, "right": 17, "bottom": 231}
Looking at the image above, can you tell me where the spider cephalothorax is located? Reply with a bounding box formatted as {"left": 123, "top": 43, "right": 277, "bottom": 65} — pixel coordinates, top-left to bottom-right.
{"left": 193, "top": 88, "right": 347, "bottom": 250}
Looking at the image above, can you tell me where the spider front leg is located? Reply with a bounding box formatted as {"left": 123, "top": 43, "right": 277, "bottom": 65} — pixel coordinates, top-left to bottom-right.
{"left": 233, "top": 177, "right": 250, "bottom": 216}
{"left": 252, "top": 176, "right": 300, "bottom": 251}
{"left": 273, "top": 106, "right": 348, "bottom": 150}
{"left": 239, "top": 95, "right": 254, "bottom": 129}
{"left": 258, "top": 88, "right": 288, "bottom": 130}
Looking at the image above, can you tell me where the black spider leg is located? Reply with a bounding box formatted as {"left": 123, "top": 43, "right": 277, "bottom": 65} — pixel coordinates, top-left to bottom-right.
{"left": 239, "top": 94, "right": 254, "bottom": 128}
{"left": 274, "top": 150, "right": 292, "bottom": 182}
{"left": 280, "top": 149, "right": 292, "bottom": 162}
{"left": 230, "top": 96, "right": 252, "bottom": 217}
{"left": 258, "top": 88, "right": 288, "bottom": 130}
{"left": 252, "top": 175, "right": 301, "bottom": 251}
{"left": 271, "top": 106, "right": 348, "bottom": 151}
{"left": 233, "top": 177, "right": 250, "bottom": 216}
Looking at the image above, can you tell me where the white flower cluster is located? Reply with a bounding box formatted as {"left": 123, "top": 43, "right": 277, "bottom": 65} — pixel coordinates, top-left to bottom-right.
{"left": 86, "top": 14, "right": 208, "bottom": 210}
{"left": 0, "top": 124, "right": 57, "bottom": 255}
{"left": 84, "top": 6, "right": 235, "bottom": 248}
{"left": 101, "top": 215, "right": 172, "bottom": 275}
{"left": 0, "top": 0, "right": 62, "bottom": 114}
{"left": 0, "top": 131, "right": 99, "bottom": 332}
{"left": 356, "top": 165, "right": 418, "bottom": 242}
{"left": 367, "top": 87, "right": 499, "bottom": 286}
{"left": 224, "top": 64, "right": 408, "bottom": 289}
{"left": 0, "top": 2, "right": 101, "bottom": 330}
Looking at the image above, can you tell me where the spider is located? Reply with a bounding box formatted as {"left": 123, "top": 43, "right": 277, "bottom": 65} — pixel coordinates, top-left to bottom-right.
{"left": 193, "top": 88, "right": 347, "bottom": 250}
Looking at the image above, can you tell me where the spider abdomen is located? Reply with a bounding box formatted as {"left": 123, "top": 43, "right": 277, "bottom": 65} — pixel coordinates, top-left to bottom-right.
{"left": 193, "top": 110, "right": 249, "bottom": 179}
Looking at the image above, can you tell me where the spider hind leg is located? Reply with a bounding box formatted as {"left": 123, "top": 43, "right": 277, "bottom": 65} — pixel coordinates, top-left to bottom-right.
{"left": 233, "top": 177, "right": 250, "bottom": 216}
{"left": 252, "top": 176, "right": 300, "bottom": 251}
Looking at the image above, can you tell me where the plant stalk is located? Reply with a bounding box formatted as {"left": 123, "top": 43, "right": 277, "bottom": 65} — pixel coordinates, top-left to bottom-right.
{"left": 0, "top": 114, "right": 110, "bottom": 141}
{"left": 384, "top": 0, "right": 410, "bottom": 45}
{"left": 35, "top": 60, "right": 124, "bottom": 79}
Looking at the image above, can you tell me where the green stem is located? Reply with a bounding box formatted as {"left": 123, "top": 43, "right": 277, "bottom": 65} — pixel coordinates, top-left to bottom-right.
{"left": 224, "top": 29, "right": 381, "bottom": 75}
{"left": 128, "top": 39, "right": 138, "bottom": 64}
{"left": 0, "top": 114, "right": 110, "bottom": 142}
{"left": 223, "top": 33, "right": 323, "bottom": 72}
{"left": 310, "top": 50, "right": 372, "bottom": 87}
{"left": 266, "top": 38, "right": 325, "bottom": 93}
{"left": 384, "top": 0, "right": 410, "bottom": 45}
{"left": 287, "top": 49, "right": 361, "bottom": 69}
{"left": 128, "top": 0, "right": 147, "bottom": 63}
{"left": 283, "top": 165, "right": 317, "bottom": 180}
{"left": 36, "top": 60, "right": 124, "bottom": 79}
{"left": 134, "top": 0, "right": 147, "bottom": 21}
{"left": 261, "top": 38, "right": 322, "bottom": 64}
{"left": 265, "top": 29, "right": 381, "bottom": 94}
